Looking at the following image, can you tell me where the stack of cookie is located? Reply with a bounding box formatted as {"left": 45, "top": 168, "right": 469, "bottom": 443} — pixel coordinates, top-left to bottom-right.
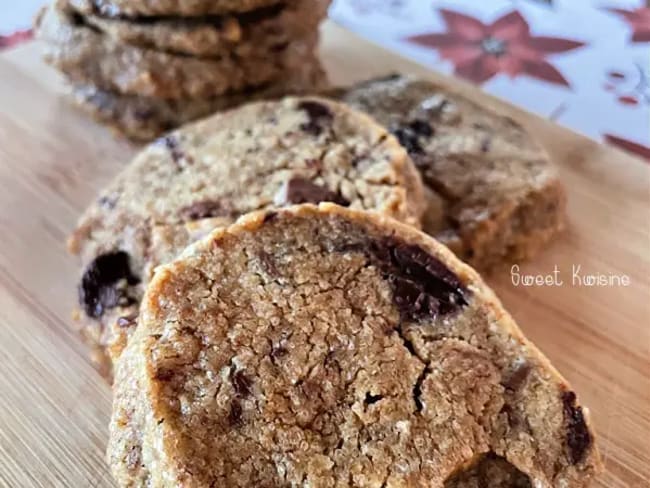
{"left": 34, "top": 0, "right": 330, "bottom": 141}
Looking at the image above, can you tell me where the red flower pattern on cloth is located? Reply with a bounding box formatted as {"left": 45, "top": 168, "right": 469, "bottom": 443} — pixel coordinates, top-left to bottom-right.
{"left": 604, "top": 134, "right": 650, "bottom": 162}
{"left": 0, "top": 29, "right": 32, "bottom": 50}
{"left": 607, "top": 7, "right": 650, "bottom": 43}
{"left": 406, "top": 9, "right": 585, "bottom": 86}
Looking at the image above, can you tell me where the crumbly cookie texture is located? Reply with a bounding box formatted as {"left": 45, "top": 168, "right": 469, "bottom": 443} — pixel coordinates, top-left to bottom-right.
{"left": 329, "top": 75, "right": 566, "bottom": 270}
{"left": 66, "top": 0, "right": 285, "bottom": 16}
{"left": 68, "top": 97, "right": 425, "bottom": 372}
{"left": 68, "top": 0, "right": 330, "bottom": 58}
{"left": 35, "top": 4, "right": 316, "bottom": 99}
{"left": 69, "top": 59, "right": 328, "bottom": 141}
{"left": 108, "top": 203, "right": 601, "bottom": 487}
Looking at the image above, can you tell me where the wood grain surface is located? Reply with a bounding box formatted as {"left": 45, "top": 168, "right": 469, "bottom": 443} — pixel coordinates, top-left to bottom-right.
{"left": 0, "top": 22, "right": 648, "bottom": 487}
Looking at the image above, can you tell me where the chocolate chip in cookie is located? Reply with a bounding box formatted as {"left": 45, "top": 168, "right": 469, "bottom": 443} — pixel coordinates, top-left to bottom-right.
{"left": 562, "top": 390, "right": 592, "bottom": 464}
{"left": 298, "top": 100, "right": 333, "bottom": 136}
{"left": 369, "top": 239, "right": 468, "bottom": 320}
{"left": 274, "top": 176, "right": 349, "bottom": 206}
{"left": 79, "top": 251, "right": 139, "bottom": 318}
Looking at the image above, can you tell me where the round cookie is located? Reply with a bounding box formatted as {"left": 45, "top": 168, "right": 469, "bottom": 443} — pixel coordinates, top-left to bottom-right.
{"left": 68, "top": 96, "right": 425, "bottom": 371}
{"left": 74, "top": 0, "right": 329, "bottom": 58}
{"left": 70, "top": 59, "right": 329, "bottom": 141}
{"left": 36, "top": 4, "right": 316, "bottom": 99}
{"left": 108, "top": 203, "right": 601, "bottom": 487}
{"left": 67, "top": 0, "right": 286, "bottom": 17}
{"left": 329, "top": 75, "right": 566, "bottom": 270}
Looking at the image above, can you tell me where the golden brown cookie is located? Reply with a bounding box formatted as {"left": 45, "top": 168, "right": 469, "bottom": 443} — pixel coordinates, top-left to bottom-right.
{"left": 68, "top": 97, "right": 425, "bottom": 374}
{"left": 36, "top": 3, "right": 317, "bottom": 99}
{"left": 74, "top": 0, "right": 329, "bottom": 57}
{"left": 329, "top": 75, "right": 566, "bottom": 270}
{"left": 108, "top": 203, "right": 601, "bottom": 487}
{"left": 69, "top": 58, "right": 328, "bottom": 141}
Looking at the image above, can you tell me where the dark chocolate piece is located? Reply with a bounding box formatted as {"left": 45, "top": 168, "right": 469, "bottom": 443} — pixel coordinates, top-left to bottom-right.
{"left": 562, "top": 391, "right": 591, "bottom": 464}
{"left": 279, "top": 177, "right": 349, "bottom": 206}
{"left": 298, "top": 100, "right": 333, "bottom": 136}
{"left": 79, "top": 251, "right": 139, "bottom": 318}
{"left": 369, "top": 239, "right": 469, "bottom": 321}
{"left": 390, "top": 119, "right": 433, "bottom": 155}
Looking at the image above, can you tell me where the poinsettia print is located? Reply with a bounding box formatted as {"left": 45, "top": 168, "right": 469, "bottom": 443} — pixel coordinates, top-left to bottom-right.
{"left": 0, "top": 29, "right": 32, "bottom": 50}
{"left": 606, "top": 7, "right": 650, "bottom": 43}
{"left": 604, "top": 134, "right": 650, "bottom": 161}
{"left": 406, "top": 9, "right": 584, "bottom": 86}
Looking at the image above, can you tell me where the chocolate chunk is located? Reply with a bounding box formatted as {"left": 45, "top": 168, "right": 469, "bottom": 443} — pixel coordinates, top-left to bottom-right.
{"left": 365, "top": 239, "right": 468, "bottom": 320}
{"left": 390, "top": 119, "right": 433, "bottom": 155}
{"left": 258, "top": 251, "right": 279, "bottom": 277}
{"left": 179, "top": 200, "right": 230, "bottom": 220}
{"left": 412, "top": 365, "right": 430, "bottom": 412}
{"left": 117, "top": 312, "right": 138, "bottom": 328}
{"left": 364, "top": 392, "right": 383, "bottom": 405}
{"left": 276, "top": 177, "right": 349, "bottom": 206}
{"left": 503, "top": 362, "right": 532, "bottom": 392}
{"left": 263, "top": 211, "right": 278, "bottom": 223}
{"left": 298, "top": 100, "right": 333, "bottom": 136}
{"left": 409, "top": 119, "right": 434, "bottom": 137}
{"left": 79, "top": 251, "right": 139, "bottom": 319}
{"left": 391, "top": 126, "right": 423, "bottom": 154}
{"left": 562, "top": 391, "right": 591, "bottom": 464}
{"left": 228, "top": 401, "right": 243, "bottom": 427}
{"left": 231, "top": 368, "right": 253, "bottom": 397}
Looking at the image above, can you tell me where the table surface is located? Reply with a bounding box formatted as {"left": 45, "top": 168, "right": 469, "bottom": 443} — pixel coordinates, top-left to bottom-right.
{"left": 0, "top": 22, "right": 649, "bottom": 488}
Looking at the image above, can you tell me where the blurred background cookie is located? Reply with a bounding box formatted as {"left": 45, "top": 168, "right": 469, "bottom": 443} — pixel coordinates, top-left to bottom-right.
{"left": 35, "top": 0, "right": 330, "bottom": 139}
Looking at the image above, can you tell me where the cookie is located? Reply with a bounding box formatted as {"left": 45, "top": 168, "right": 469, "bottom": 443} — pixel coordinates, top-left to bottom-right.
{"left": 108, "top": 203, "right": 601, "bottom": 487}
{"left": 67, "top": 0, "right": 286, "bottom": 17}
{"left": 69, "top": 59, "right": 328, "bottom": 141}
{"left": 329, "top": 75, "right": 566, "bottom": 270}
{"left": 68, "top": 97, "right": 425, "bottom": 373}
{"left": 72, "top": 0, "right": 329, "bottom": 58}
{"left": 35, "top": 4, "right": 317, "bottom": 99}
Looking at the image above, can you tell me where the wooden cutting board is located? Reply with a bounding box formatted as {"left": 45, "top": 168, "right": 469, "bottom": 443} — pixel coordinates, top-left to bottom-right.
{"left": 0, "top": 22, "right": 648, "bottom": 487}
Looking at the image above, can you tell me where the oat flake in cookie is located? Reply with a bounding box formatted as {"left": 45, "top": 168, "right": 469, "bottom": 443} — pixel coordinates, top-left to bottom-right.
{"left": 330, "top": 75, "right": 566, "bottom": 270}
{"left": 108, "top": 204, "right": 601, "bottom": 487}
{"left": 68, "top": 97, "right": 425, "bottom": 373}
